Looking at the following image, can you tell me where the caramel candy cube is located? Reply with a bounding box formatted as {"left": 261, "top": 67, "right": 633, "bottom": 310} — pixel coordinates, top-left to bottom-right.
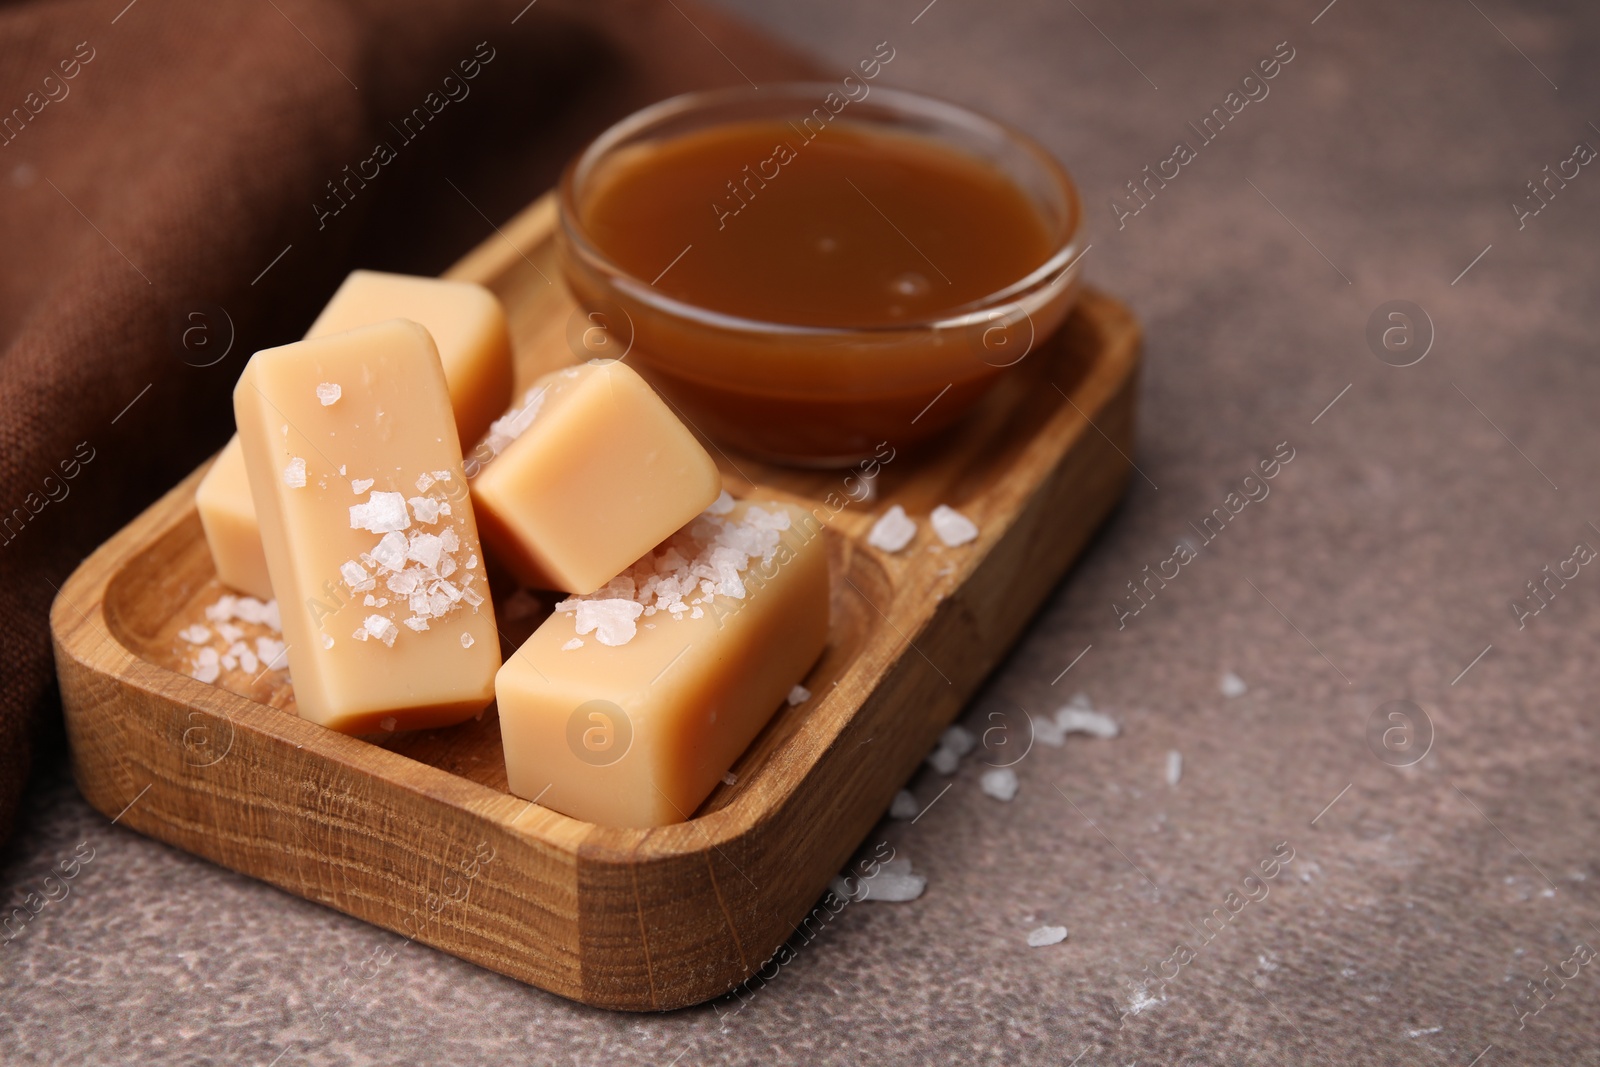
{"left": 197, "top": 271, "right": 513, "bottom": 599}
{"left": 469, "top": 360, "right": 720, "bottom": 594}
{"left": 495, "top": 499, "right": 829, "bottom": 828}
{"left": 233, "top": 318, "right": 501, "bottom": 732}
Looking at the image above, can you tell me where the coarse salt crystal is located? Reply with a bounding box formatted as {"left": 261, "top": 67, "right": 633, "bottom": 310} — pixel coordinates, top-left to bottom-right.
{"left": 834, "top": 857, "right": 926, "bottom": 903}
{"left": 1166, "top": 749, "right": 1183, "bottom": 786}
{"left": 408, "top": 496, "right": 441, "bottom": 524}
{"left": 407, "top": 531, "right": 444, "bottom": 569}
{"left": 722, "top": 772, "right": 738, "bottom": 786}
{"left": 573, "top": 599, "right": 644, "bottom": 647}
{"left": 1032, "top": 714, "right": 1068, "bottom": 747}
{"left": 282, "top": 457, "right": 307, "bottom": 488}
{"left": 380, "top": 716, "right": 397, "bottom": 732}
{"left": 351, "top": 477, "right": 374, "bottom": 494}
{"left": 256, "top": 637, "right": 287, "bottom": 670}
{"left": 350, "top": 491, "right": 410, "bottom": 533}
{"left": 889, "top": 790, "right": 919, "bottom": 819}
{"left": 363, "top": 614, "right": 398, "bottom": 647}
{"left": 178, "top": 625, "right": 210, "bottom": 644}
{"left": 706, "top": 489, "right": 736, "bottom": 515}
{"left": 787, "top": 684, "right": 811, "bottom": 706}
{"left": 941, "top": 724, "right": 977, "bottom": 757}
{"left": 1220, "top": 671, "right": 1248, "bottom": 698}
{"left": 930, "top": 504, "right": 978, "bottom": 547}
{"left": 981, "top": 767, "right": 1019, "bottom": 801}
{"left": 191, "top": 660, "right": 220, "bottom": 684}
{"left": 926, "top": 745, "right": 960, "bottom": 775}
{"left": 321, "top": 633, "right": 334, "bottom": 649}
{"left": 1027, "top": 925, "right": 1068, "bottom": 948}
{"left": 867, "top": 505, "right": 916, "bottom": 552}
{"left": 238, "top": 648, "right": 259, "bottom": 674}
{"left": 562, "top": 638, "right": 583, "bottom": 651}
{"left": 371, "top": 531, "right": 409, "bottom": 572}
{"left": 216, "top": 623, "right": 244, "bottom": 644}
{"left": 460, "top": 633, "right": 474, "bottom": 649}
{"left": 1056, "top": 708, "right": 1120, "bottom": 738}
{"left": 316, "top": 382, "right": 342, "bottom": 406}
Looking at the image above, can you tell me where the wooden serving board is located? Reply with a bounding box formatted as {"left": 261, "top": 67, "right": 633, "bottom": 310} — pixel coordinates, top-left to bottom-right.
{"left": 51, "top": 193, "right": 1141, "bottom": 1011}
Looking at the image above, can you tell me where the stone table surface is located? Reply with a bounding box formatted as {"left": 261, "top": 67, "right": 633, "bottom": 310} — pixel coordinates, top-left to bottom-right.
{"left": 7, "top": 0, "right": 1600, "bottom": 1063}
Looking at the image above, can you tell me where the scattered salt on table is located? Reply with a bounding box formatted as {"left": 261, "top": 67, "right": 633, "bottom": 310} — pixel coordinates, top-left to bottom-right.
{"left": 1027, "top": 924, "right": 1068, "bottom": 948}
{"left": 787, "top": 684, "right": 811, "bottom": 706}
{"left": 889, "top": 789, "right": 919, "bottom": 819}
{"left": 1056, "top": 707, "right": 1120, "bottom": 739}
{"left": 940, "top": 724, "right": 976, "bottom": 757}
{"left": 981, "top": 767, "right": 1019, "bottom": 801}
{"left": 1166, "top": 749, "right": 1183, "bottom": 786}
{"left": 926, "top": 745, "right": 960, "bottom": 775}
{"left": 1220, "top": 671, "right": 1248, "bottom": 698}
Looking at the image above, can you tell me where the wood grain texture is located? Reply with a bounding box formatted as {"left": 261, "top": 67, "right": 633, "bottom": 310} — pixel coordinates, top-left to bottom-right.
{"left": 51, "top": 193, "right": 1141, "bottom": 1011}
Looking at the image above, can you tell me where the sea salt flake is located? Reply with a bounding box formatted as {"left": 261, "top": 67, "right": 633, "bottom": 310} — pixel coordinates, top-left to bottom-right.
{"left": 787, "top": 684, "right": 811, "bottom": 706}
{"left": 403, "top": 616, "right": 429, "bottom": 632}
{"left": 835, "top": 857, "right": 926, "bottom": 902}
{"left": 316, "top": 382, "right": 342, "bottom": 406}
{"left": 371, "top": 531, "right": 409, "bottom": 572}
{"left": 1032, "top": 714, "right": 1068, "bottom": 747}
{"left": 407, "top": 531, "right": 445, "bottom": 569}
{"left": 351, "top": 477, "right": 374, "bottom": 495}
{"left": 350, "top": 491, "right": 410, "bottom": 533}
{"left": 408, "top": 496, "right": 442, "bottom": 524}
{"left": 981, "top": 767, "right": 1019, "bottom": 801}
{"left": 282, "top": 457, "right": 307, "bottom": 488}
{"left": 930, "top": 504, "right": 978, "bottom": 547}
{"left": 926, "top": 745, "right": 960, "bottom": 775}
{"left": 867, "top": 505, "right": 916, "bottom": 552}
{"left": 1027, "top": 925, "right": 1068, "bottom": 948}
{"left": 573, "top": 599, "right": 644, "bottom": 647}
{"left": 561, "top": 638, "right": 584, "bottom": 651}
{"left": 415, "top": 472, "right": 435, "bottom": 493}
{"left": 941, "top": 724, "right": 976, "bottom": 757}
{"left": 1056, "top": 707, "right": 1120, "bottom": 738}
{"left": 890, "top": 790, "right": 919, "bottom": 819}
{"left": 340, "top": 560, "right": 370, "bottom": 588}
{"left": 363, "top": 614, "right": 398, "bottom": 647}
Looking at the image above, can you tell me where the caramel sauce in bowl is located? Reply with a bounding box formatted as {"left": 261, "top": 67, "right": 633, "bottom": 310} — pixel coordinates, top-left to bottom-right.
{"left": 557, "top": 83, "right": 1082, "bottom": 467}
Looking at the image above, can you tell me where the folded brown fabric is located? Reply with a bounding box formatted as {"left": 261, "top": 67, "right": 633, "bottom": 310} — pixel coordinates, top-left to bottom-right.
{"left": 0, "top": 0, "right": 819, "bottom": 843}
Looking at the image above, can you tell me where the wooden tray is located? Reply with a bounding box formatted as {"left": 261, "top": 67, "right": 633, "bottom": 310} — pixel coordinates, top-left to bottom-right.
{"left": 51, "top": 193, "right": 1141, "bottom": 1011}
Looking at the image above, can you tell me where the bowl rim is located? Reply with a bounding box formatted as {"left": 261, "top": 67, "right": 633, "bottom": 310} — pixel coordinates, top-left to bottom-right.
{"left": 556, "top": 82, "right": 1084, "bottom": 338}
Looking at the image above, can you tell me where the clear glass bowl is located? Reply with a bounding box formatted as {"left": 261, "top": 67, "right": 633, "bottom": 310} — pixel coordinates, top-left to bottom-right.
{"left": 556, "top": 83, "right": 1083, "bottom": 467}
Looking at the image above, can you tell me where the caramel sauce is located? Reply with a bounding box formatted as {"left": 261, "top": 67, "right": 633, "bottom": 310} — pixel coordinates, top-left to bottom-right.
{"left": 581, "top": 119, "right": 1055, "bottom": 328}
{"left": 562, "top": 117, "right": 1074, "bottom": 464}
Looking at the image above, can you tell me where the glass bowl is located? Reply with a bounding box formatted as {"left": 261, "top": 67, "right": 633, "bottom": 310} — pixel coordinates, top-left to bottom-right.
{"left": 556, "top": 83, "right": 1083, "bottom": 467}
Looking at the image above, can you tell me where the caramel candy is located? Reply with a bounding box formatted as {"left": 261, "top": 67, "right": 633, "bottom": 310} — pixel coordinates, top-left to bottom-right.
{"left": 233, "top": 319, "right": 500, "bottom": 732}
{"left": 197, "top": 271, "right": 513, "bottom": 599}
{"left": 495, "top": 499, "right": 829, "bottom": 828}
{"left": 468, "top": 360, "right": 720, "bottom": 594}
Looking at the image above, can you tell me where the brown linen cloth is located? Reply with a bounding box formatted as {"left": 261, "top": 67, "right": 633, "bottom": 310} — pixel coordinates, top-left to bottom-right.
{"left": 0, "top": 0, "right": 819, "bottom": 843}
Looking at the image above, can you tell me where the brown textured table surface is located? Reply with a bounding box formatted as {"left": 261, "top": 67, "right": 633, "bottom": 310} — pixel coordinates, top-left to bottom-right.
{"left": 7, "top": 1, "right": 1600, "bottom": 1063}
